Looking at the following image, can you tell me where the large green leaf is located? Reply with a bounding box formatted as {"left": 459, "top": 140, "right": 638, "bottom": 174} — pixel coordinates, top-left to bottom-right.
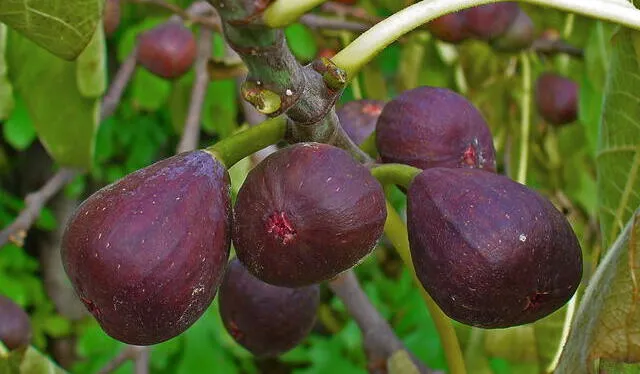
{"left": 5, "top": 29, "right": 102, "bottom": 169}
{"left": 0, "top": 0, "right": 102, "bottom": 60}
{"left": 597, "top": 27, "right": 640, "bottom": 249}
{"left": 0, "top": 24, "right": 14, "bottom": 120}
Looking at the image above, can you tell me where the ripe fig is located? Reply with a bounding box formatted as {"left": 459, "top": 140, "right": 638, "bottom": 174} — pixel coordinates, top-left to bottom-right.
{"left": 461, "top": 2, "right": 520, "bottom": 41}
{"left": 219, "top": 258, "right": 320, "bottom": 357}
{"left": 61, "top": 150, "right": 232, "bottom": 345}
{"left": 233, "top": 143, "right": 387, "bottom": 287}
{"left": 407, "top": 168, "right": 583, "bottom": 328}
{"left": 0, "top": 295, "right": 32, "bottom": 350}
{"left": 103, "top": 0, "right": 120, "bottom": 37}
{"left": 375, "top": 86, "right": 496, "bottom": 172}
{"left": 137, "top": 22, "right": 197, "bottom": 79}
{"left": 426, "top": 12, "right": 470, "bottom": 44}
{"left": 336, "top": 99, "right": 385, "bottom": 145}
{"left": 491, "top": 9, "right": 534, "bottom": 52}
{"left": 535, "top": 73, "right": 579, "bottom": 126}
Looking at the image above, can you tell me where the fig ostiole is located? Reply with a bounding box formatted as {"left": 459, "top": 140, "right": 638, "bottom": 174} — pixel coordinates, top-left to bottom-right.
{"left": 407, "top": 167, "right": 583, "bottom": 328}
{"left": 219, "top": 258, "right": 320, "bottom": 357}
{"left": 232, "top": 142, "right": 387, "bottom": 287}
{"left": 61, "top": 150, "right": 232, "bottom": 345}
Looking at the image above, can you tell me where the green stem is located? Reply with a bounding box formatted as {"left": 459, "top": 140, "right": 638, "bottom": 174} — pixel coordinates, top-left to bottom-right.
{"left": 384, "top": 200, "right": 467, "bottom": 374}
{"left": 360, "top": 132, "right": 378, "bottom": 158}
{"left": 332, "top": 0, "right": 640, "bottom": 79}
{"left": 516, "top": 53, "right": 532, "bottom": 185}
{"left": 370, "top": 164, "right": 421, "bottom": 188}
{"left": 206, "top": 116, "right": 287, "bottom": 168}
{"left": 263, "top": 0, "right": 330, "bottom": 27}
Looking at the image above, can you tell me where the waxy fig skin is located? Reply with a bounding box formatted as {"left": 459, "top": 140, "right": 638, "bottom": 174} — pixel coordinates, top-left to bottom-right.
{"left": 407, "top": 168, "right": 583, "bottom": 328}
{"left": 137, "top": 22, "right": 197, "bottom": 79}
{"left": 0, "top": 295, "right": 32, "bottom": 350}
{"left": 336, "top": 99, "right": 385, "bottom": 146}
{"left": 219, "top": 259, "right": 320, "bottom": 357}
{"left": 233, "top": 143, "right": 387, "bottom": 287}
{"left": 61, "top": 150, "right": 232, "bottom": 345}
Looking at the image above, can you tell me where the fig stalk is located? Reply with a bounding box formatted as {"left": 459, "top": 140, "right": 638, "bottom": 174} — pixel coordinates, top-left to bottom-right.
{"left": 370, "top": 164, "right": 421, "bottom": 188}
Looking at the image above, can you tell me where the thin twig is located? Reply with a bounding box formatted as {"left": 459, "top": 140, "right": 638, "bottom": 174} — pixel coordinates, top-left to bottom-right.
{"left": 300, "top": 14, "right": 369, "bottom": 32}
{"left": 177, "top": 29, "right": 213, "bottom": 153}
{"left": 96, "top": 345, "right": 148, "bottom": 374}
{"left": 127, "top": 0, "right": 220, "bottom": 30}
{"left": 531, "top": 38, "right": 584, "bottom": 58}
{"left": 100, "top": 46, "right": 139, "bottom": 119}
{"left": 329, "top": 270, "right": 433, "bottom": 374}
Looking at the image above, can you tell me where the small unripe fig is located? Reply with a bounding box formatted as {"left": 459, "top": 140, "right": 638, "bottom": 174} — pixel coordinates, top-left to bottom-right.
{"left": 0, "top": 295, "right": 32, "bottom": 350}
{"left": 535, "top": 73, "right": 579, "bottom": 126}
{"left": 219, "top": 258, "right": 320, "bottom": 357}
{"left": 233, "top": 143, "right": 387, "bottom": 287}
{"left": 103, "top": 0, "right": 121, "bottom": 37}
{"left": 426, "top": 12, "right": 470, "bottom": 44}
{"left": 137, "top": 22, "right": 197, "bottom": 79}
{"left": 62, "top": 150, "right": 232, "bottom": 345}
{"left": 336, "top": 99, "right": 385, "bottom": 145}
{"left": 375, "top": 86, "right": 496, "bottom": 172}
{"left": 461, "top": 2, "right": 520, "bottom": 41}
{"left": 407, "top": 168, "right": 583, "bottom": 328}
{"left": 491, "top": 9, "right": 535, "bottom": 52}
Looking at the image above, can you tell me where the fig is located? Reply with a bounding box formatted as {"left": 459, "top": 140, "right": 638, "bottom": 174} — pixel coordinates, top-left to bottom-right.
{"left": 0, "top": 295, "right": 32, "bottom": 350}
{"left": 137, "top": 22, "right": 197, "bottom": 79}
{"left": 491, "top": 9, "right": 534, "bottom": 52}
{"left": 407, "top": 168, "right": 583, "bottom": 328}
{"left": 461, "top": 3, "right": 520, "bottom": 41}
{"left": 103, "top": 0, "right": 120, "bottom": 37}
{"left": 375, "top": 86, "right": 496, "bottom": 172}
{"left": 61, "top": 150, "right": 232, "bottom": 345}
{"left": 336, "top": 99, "right": 385, "bottom": 145}
{"left": 535, "top": 73, "right": 579, "bottom": 126}
{"left": 233, "top": 143, "right": 387, "bottom": 287}
{"left": 426, "top": 12, "right": 470, "bottom": 44}
{"left": 219, "top": 258, "right": 320, "bottom": 357}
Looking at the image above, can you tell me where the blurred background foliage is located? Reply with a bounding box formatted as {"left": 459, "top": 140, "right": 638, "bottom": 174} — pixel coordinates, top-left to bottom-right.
{"left": 0, "top": 0, "right": 623, "bottom": 373}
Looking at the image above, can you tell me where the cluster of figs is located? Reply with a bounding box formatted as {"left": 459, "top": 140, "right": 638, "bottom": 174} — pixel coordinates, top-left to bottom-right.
{"left": 60, "top": 74, "right": 583, "bottom": 357}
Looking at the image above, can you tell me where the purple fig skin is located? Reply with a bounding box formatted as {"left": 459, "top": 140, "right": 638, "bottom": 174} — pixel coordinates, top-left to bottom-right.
{"left": 219, "top": 258, "right": 319, "bottom": 357}
{"left": 375, "top": 86, "right": 497, "bottom": 172}
{"left": 336, "top": 100, "right": 385, "bottom": 145}
{"left": 103, "top": 0, "right": 121, "bottom": 37}
{"left": 491, "top": 9, "right": 535, "bottom": 52}
{"left": 61, "top": 150, "right": 232, "bottom": 345}
{"left": 233, "top": 143, "right": 387, "bottom": 287}
{"left": 407, "top": 168, "right": 583, "bottom": 328}
{"left": 427, "top": 12, "right": 470, "bottom": 44}
{"left": 535, "top": 73, "right": 579, "bottom": 126}
{"left": 0, "top": 295, "right": 32, "bottom": 350}
{"left": 137, "top": 22, "right": 197, "bottom": 80}
{"left": 461, "top": 2, "right": 520, "bottom": 41}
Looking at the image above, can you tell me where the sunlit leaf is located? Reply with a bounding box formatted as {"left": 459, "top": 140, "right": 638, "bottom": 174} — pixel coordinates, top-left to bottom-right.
{"left": 0, "top": 24, "right": 14, "bottom": 120}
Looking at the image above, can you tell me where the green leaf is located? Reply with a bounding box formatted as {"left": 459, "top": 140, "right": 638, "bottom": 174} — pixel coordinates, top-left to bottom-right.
{"left": 2, "top": 96, "right": 35, "bottom": 151}
{"left": 556, "top": 210, "right": 640, "bottom": 373}
{"left": 5, "top": 30, "right": 100, "bottom": 169}
{"left": 0, "top": 0, "right": 102, "bottom": 60}
{"left": 76, "top": 23, "right": 106, "bottom": 98}
{"left": 203, "top": 79, "right": 238, "bottom": 137}
{"left": 0, "top": 24, "right": 15, "bottom": 120}
{"left": 131, "top": 68, "right": 171, "bottom": 110}
{"left": 284, "top": 23, "right": 317, "bottom": 63}
{"left": 597, "top": 27, "right": 640, "bottom": 249}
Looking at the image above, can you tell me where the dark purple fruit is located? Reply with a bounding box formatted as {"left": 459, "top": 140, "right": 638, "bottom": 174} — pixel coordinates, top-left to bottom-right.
{"left": 0, "top": 295, "right": 32, "bottom": 350}
{"left": 407, "top": 168, "right": 583, "bottom": 328}
{"left": 103, "top": 0, "right": 120, "bottom": 37}
{"left": 233, "top": 143, "right": 387, "bottom": 287}
{"left": 461, "top": 2, "right": 520, "bottom": 41}
{"left": 491, "top": 9, "right": 534, "bottom": 52}
{"left": 137, "top": 22, "right": 197, "bottom": 79}
{"left": 61, "top": 150, "right": 232, "bottom": 345}
{"left": 219, "top": 258, "right": 319, "bottom": 357}
{"left": 535, "top": 73, "right": 579, "bottom": 126}
{"left": 375, "top": 86, "right": 496, "bottom": 172}
{"left": 426, "top": 12, "right": 470, "bottom": 44}
{"left": 336, "top": 100, "right": 385, "bottom": 145}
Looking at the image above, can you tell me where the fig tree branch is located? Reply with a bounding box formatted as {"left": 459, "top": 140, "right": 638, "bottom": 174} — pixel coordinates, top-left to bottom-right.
{"left": 96, "top": 345, "right": 148, "bottom": 374}
{"left": 300, "top": 14, "right": 369, "bottom": 33}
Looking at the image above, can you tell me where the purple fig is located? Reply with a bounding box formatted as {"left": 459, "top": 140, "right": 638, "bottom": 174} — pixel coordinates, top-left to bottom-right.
{"left": 219, "top": 258, "right": 319, "bottom": 357}
{"left": 137, "top": 22, "right": 197, "bottom": 79}
{"left": 375, "top": 86, "right": 496, "bottom": 172}
{"left": 61, "top": 150, "right": 232, "bottom": 345}
{"left": 103, "top": 0, "right": 120, "bottom": 37}
{"left": 407, "top": 168, "right": 583, "bottom": 328}
{"left": 0, "top": 295, "right": 32, "bottom": 350}
{"left": 232, "top": 143, "right": 387, "bottom": 287}
{"left": 427, "top": 12, "right": 470, "bottom": 44}
{"left": 491, "top": 9, "right": 535, "bottom": 52}
{"left": 336, "top": 100, "right": 385, "bottom": 145}
{"left": 461, "top": 3, "right": 520, "bottom": 41}
{"left": 535, "top": 73, "right": 579, "bottom": 126}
